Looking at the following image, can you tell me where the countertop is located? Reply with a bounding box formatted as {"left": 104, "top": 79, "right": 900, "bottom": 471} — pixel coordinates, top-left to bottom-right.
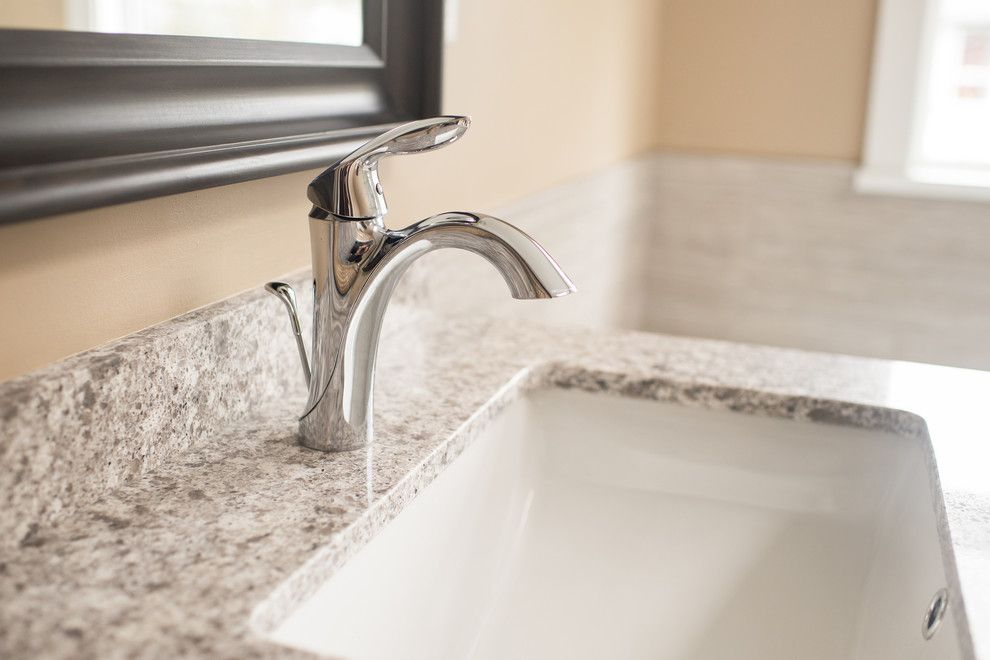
{"left": 1, "top": 316, "right": 989, "bottom": 659}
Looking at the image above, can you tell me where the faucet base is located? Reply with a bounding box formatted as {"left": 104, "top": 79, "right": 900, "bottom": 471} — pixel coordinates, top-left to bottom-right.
{"left": 298, "top": 404, "right": 371, "bottom": 452}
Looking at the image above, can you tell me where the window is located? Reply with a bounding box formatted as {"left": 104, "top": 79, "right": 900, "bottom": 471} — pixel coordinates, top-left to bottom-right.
{"left": 858, "top": 0, "right": 990, "bottom": 200}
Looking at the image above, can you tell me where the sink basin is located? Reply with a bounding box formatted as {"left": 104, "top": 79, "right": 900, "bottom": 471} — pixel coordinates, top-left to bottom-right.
{"left": 267, "top": 389, "right": 961, "bottom": 660}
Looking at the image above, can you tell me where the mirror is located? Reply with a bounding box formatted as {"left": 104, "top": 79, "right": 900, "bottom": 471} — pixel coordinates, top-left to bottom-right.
{"left": 0, "top": 0, "right": 443, "bottom": 223}
{"left": 0, "top": 0, "right": 363, "bottom": 46}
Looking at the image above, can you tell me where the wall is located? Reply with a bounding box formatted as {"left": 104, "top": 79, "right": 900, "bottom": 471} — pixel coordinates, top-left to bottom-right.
{"left": 0, "top": 0, "right": 63, "bottom": 29}
{"left": 0, "top": 0, "right": 664, "bottom": 381}
{"left": 656, "top": 0, "right": 878, "bottom": 161}
{"left": 9, "top": 0, "right": 988, "bottom": 377}
{"left": 401, "top": 147, "right": 990, "bottom": 371}
{"left": 642, "top": 153, "right": 990, "bottom": 370}
{"left": 646, "top": 0, "right": 990, "bottom": 370}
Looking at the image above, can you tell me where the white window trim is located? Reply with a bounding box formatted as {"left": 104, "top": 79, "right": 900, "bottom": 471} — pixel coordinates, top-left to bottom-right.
{"left": 856, "top": 0, "right": 990, "bottom": 202}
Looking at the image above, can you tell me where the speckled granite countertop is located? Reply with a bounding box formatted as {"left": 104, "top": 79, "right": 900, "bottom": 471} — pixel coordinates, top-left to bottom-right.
{"left": 2, "top": 315, "right": 989, "bottom": 659}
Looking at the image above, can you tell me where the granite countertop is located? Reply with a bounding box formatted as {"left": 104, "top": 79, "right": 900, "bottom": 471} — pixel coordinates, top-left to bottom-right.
{"left": 1, "top": 315, "right": 989, "bottom": 659}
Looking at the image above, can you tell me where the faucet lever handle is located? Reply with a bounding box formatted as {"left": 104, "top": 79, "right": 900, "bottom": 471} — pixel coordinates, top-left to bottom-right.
{"left": 265, "top": 282, "right": 312, "bottom": 388}
{"left": 307, "top": 115, "right": 470, "bottom": 220}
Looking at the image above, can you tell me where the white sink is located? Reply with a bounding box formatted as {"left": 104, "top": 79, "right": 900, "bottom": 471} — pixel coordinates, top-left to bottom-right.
{"left": 268, "top": 389, "right": 961, "bottom": 660}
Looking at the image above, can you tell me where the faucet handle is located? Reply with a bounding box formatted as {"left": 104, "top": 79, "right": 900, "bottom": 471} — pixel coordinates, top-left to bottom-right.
{"left": 307, "top": 115, "right": 470, "bottom": 220}
{"left": 265, "top": 281, "right": 311, "bottom": 387}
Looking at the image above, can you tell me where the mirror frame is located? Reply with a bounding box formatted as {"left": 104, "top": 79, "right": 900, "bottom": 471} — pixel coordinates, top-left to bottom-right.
{"left": 0, "top": 0, "right": 443, "bottom": 223}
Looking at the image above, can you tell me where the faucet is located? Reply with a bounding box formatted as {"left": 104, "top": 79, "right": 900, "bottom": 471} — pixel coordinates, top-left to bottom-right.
{"left": 266, "top": 116, "right": 575, "bottom": 452}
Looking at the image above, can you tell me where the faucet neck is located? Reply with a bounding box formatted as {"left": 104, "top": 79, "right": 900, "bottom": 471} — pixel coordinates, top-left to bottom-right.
{"left": 304, "top": 214, "right": 385, "bottom": 407}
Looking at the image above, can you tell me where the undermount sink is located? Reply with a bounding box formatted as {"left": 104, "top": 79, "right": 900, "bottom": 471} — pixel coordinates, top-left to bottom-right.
{"left": 267, "top": 389, "right": 961, "bottom": 660}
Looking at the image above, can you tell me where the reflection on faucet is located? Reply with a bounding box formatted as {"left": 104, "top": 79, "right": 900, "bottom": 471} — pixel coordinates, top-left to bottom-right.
{"left": 267, "top": 116, "right": 574, "bottom": 451}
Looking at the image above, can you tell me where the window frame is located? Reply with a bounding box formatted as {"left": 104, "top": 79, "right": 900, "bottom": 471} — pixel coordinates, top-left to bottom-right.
{"left": 857, "top": 0, "right": 990, "bottom": 201}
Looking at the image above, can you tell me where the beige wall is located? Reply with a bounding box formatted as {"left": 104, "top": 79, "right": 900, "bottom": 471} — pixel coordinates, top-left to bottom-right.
{"left": 0, "top": 0, "right": 64, "bottom": 30}
{"left": 656, "top": 0, "right": 877, "bottom": 161}
{"left": 0, "top": 0, "right": 663, "bottom": 381}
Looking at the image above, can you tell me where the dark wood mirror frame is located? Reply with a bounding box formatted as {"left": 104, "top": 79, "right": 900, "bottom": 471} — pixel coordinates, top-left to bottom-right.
{"left": 0, "top": 0, "right": 443, "bottom": 223}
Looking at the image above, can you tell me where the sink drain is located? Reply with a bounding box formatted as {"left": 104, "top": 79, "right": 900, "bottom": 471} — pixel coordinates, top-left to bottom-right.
{"left": 922, "top": 588, "right": 949, "bottom": 640}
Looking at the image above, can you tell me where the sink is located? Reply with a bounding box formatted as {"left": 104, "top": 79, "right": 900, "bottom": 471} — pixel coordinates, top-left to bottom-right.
{"left": 267, "top": 389, "right": 961, "bottom": 660}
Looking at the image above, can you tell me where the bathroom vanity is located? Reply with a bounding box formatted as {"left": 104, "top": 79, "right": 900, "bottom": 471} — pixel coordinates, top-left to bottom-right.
{"left": 1, "top": 295, "right": 988, "bottom": 659}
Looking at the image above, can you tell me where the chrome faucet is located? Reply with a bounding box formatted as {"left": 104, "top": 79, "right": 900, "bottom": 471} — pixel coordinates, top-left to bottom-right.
{"left": 266, "top": 116, "right": 575, "bottom": 452}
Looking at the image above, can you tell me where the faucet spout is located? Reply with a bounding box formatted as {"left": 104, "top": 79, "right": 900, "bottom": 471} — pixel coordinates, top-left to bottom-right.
{"left": 299, "top": 210, "right": 574, "bottom": 452}
{"left": 392, "top": 212, "right": 576, "bottom": 299}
